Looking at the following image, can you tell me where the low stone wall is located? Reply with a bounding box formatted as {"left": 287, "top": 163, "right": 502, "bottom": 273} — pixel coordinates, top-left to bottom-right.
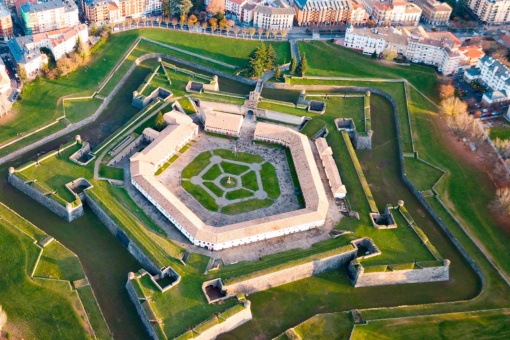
{"left": 84, "top": 192, "right": 161, "bottom": 274}
{"left": 107, "top": 135, "right": 144, "bottom": 167}
{"left": 349, "top": 261, "right": 450, "bottom": 287}
{"left": 8, "top": 172, "right": 83, "bottom": 222}
{"left": 194, "top": 302, "right": 252, "bottom": 340}
{"left": 126, "top": 277, "right": 159, "bottom": 340}
{"left": 256, "top": 109, "right": 305, "bottom": 125}
{"left": 222, "top": 248, "right": 357, "bottom": 295}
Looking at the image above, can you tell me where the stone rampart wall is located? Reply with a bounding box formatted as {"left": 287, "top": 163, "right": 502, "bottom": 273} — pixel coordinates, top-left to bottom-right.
{"left": 126, "top": 279, "right": 159, "bottom": 340}
{"left": 135, "top": 53, "right": 256, "bottom": 86}
{"left": 8, "top": 173, "right": 83, "bottom": 222}
{"left": 194, "top": 302, "right": 253, "bottom": 340}
{"left": 352, "top": 264, "right": 450, "bottom": 287}
{"left": 198, "top": 100, "right": 244, "bottom": 115}
{"left": 222, "top": 249, "right": 357, "bottom": 295}
{"left": 84, "top": 193, "right": 161, "bottom": 274}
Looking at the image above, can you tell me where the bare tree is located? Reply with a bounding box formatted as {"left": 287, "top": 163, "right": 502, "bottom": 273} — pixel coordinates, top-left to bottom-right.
{"left": 440, "top": 96, "right": 468, "bottom": 119}
{"left": 242, "top": 27, "right": 248, "bottom": 38}
{"left": 470, "top": 119, "right": 487, "bottom": 145}
{"left": 157, "top": 16, "right": 162, "bottom": 27}
{"left": 233, "top": 26, "right": 240, "bottom": 38}
{"left": 265, "top": 28, "right": 271, "bottom": 39}
{"left": 225, "top": 24, "right": 231, "bottom": 36}
{"left": 249, "top": 27, "right": 255, "bottom": 39}
{"left": 126, "top": 17, "right": 132, "bottom": 29}
{"left": 201, "top": 21, "right": 208, "bottom": 33}
{"left": 134, "top": 17, "right": 140, "bottom": 27}
{"left": 448, "top": 112, "right": 474, "bottom": 138}
{"left": 281, "top": 29, "right": 287, "bottom": 40}
{"left": 164, "top": 16, "right": 170, "bottom": 28}
{"left": 490, "top": 187, "right": 510, "bottom": 215}
{"left": 257, "top": 27, "right": 263, "bottom": 39}
{"left": 438, "top": 83, "right": 455, "bottom": 99}
{"left": 171, "top": 17, "right": 178, "bottom": 29}
{"left": 271, "top": 28, "right": 278, "bottom": 38}
{"left": 494, "top": 138, "right": 510, "bottom": 159}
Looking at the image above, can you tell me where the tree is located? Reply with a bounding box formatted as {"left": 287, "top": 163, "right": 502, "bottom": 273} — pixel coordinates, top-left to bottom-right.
{"left": 371, "top": 50, "right": 377, "bottom": 59}
{"left": 134, "top": 17, "right": 140, "bottom": 27}
{"left": 245, "top": 44, "right": 268, "bottom": 78}
{"left": 281, "top": 29, "right": 287, "bottom": 40}
{"left": 209, "top": 17, "right": 218, "bottom": 33}
{"left": 91, "top": 25, "right": 98, "bottom": 36}
{"left": 179, "top": 15, "right": 186, "bottom": 29}
{"left": 18, "top": 65, "right": 27, "bottom": 81}
{"left": 257, "top": 27, "right": 263, "bottom": 40}
{"left": 206, "top": 0, "right": 225, "bottom": 15}
{"left": 438, "top": 83, "right": 455, "bottom": 99}
{"left": 440, "top": 96, "right": 468, "bottom": 119}
{"left": 290, "top": 56, "right": 297, "bottom": 74}
{"left": 233, "top": 26, "right": 240, "bottom": 38}
{"left": 201, "top": 21, "right": 208, "bottom": 33}
{"left": 227, "top": 19, "right": 235, "bottom": 28}
{"left": 164, "top": 16, "right": 170, "bottom": 27}
{"left": 381, "top": 47, "right": 397, "bottom": 61}
{"left": 274, "top": 64, "right": 281, "bottom": 80}
{"left": 297, "top": 53, "right": 308, "bottom": 76}
{"left": 266, "top": 44, "right": 276, "bottom": 70}
{"left": 75, "top": 37, "right": 89, "bottom": 59}
{"left": 248, "top": 27, "right": 255, "bottom": 39}
{"left": 178, "top": 0, "right": 193, "bottom": 15}
{"left": 162, "top": 0, "right": 172, "bottom": 17}
{"left": 171, "top": 17, "right": 178, "bottom": 29}
{"left": 219, "top": 18, "right": 228, "bottom": 32}
{"left": 126, "top": 18, "right": 132, "bottom": 29}
{"left": 157, "top": 16, "right": 162, "bottom": 27}
{"left": 490, "top": 187, "right": 510, "bottom": 215}
{"left": 265, "top": 28, "right": 270, "bottom": 40}
{"left": 155, "top": 111, "right": 166, "bottom": 131}
{"left": 494, "top": 138, "right": 510, "bottom": 159}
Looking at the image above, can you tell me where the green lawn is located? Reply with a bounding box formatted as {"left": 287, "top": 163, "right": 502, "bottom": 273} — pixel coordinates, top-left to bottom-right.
{"left": 178, "top": 97, "right": 196, "bottom": 114}
{"left": 220, "top": 161, "right": 250, "bottom": 175}
{"left": 261, "top": 162, "right": 281, "bottom": 199}
{"left": 489, "top": 124, "right": 510, "bottom": 141}
{"left": 182, "top": 180, "right": 219, "bottom": 211}
{"left": 403, "top": 157, "right": 444, "bottom": 191}
{"left": 18, "top": 142, "right": 92, "bottom": 203}
{"left": 213, "top": 149, "right": 264, "bottom": 163}
{"left": 64, "top": 98, "right": 104, "bottom": 124}
{"left": 241, "top": 171, "right": 259, "bottom": 191}
{"left": 203, "top": 164, "right": 222, "bottom": 180}
{"left": 221, "top": 198, "right": 273, "bottom": 214}
{"left": 352, "top": 311, "right": 510, "bottom": 339}
{"left": 0, "top": 203, "right": 109, "bottom": 340}
{"left": 225, "top": 188, "right": 253, "bottom": 200}
{"left": 34, "top": 241, "right": 84, "bottom": 281}
{"left": 182, "top": 151, "right": 213, "bottom": 178}
{"left": 291, "top": 312, "right": 354, "bottom": 340}
{"left": 203, "top": 181, "right": 224, "bottom": 196}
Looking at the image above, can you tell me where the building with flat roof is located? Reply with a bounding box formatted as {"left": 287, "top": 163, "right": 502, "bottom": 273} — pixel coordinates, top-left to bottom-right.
{"left": 344, "top": 25, "right": 479, "bottom": 75}
{"left": 130, "top": 118, "right": 329, "bottom": 251}
{"left": 20, "top": 0, "right": 79, "bottom": 34}
{"left": 464, "top": 56, "right": 510, "bottom": 104}
{"left": 293, "top": 0, "right": 367, "bottom": 26}
{"left": 362, "top": 0, "right": 422, "bottom": 26}
{"left": 413, "top": 0, "right": 451, "bottom": 26}
{"left": 0, "top": 3, "right": 13, "bottom": 40}
{"left": 467, "top": 0, "right": 510, "bottom": 25}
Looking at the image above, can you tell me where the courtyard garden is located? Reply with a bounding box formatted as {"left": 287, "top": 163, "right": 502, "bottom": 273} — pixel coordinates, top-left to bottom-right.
{"left": 181, "top": 149, "right": 280, "bottom": 214}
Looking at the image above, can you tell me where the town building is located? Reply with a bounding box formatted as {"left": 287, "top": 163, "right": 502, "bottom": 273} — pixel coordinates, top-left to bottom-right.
{"left": 82, "top": 0, "right": 162, "bottom": 23}
{"left": 0, "top": 59, "right": 11, "bottom": 95}
{"left": 0, "top": 3, "right": 13, "bottom": 40}
{"left": 362, "top": 0, "right": 422, "bottom": 26}
{"left": 20, "top": 0, "right": 79, "bottom": 35}
{"left": 199, "top": 107, "right": 244, "bottom": 138}
{"left": 467, "top": 0, "right": 510, "bottom": 25}
{"left": 252, "top": 0, "right": 295, "bottom": 29}
{"left": 225, "top": 0, "right": 295, "bottom": 29}
{"left": 344, "top": 25, "right": 481, "bottom": 75}
{"left": 8, "top": 36, "right": 47, "bottom": 76}
{"left": 130, "top": 118, "right": 329, "bottom": 251}
{"left": 464, "top": 56, "right": 510, "bottom": 104}
{"left": 293, "top": 0, "right": 367, "bottom": 26}
{"left": 7, "top": 24, "right": 88, "bottom": 75}
{"left": 413, "top": 0, "right": 451, "bottom": 26}
{"left": 315, "top": 138, "right": 347, "bottom": 199}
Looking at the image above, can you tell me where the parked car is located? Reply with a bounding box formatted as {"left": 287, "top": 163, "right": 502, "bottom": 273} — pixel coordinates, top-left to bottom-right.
{"left": 482, "top": 108, "right": 489, "bottom": 113}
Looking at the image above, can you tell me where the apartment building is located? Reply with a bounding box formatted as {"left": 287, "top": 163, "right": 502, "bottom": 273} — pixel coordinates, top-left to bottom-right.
{"left": 467, "top": 0, "right": 510, "bottom": 25}
{"left": 413, "top": 0, "right": 451, "bottom": 26}
{"left": 20, "top": 0, "right": 79, "bottom": 34}
{"left": 344, "top": 25, "right": 480, "bottom": 74}
{"left": 0, "top": 3, "right": 13, "bottom": 39}
{"left": 252, "top": 0, "right": 295, "bottom": 29}
{"left": 363, "top": 0, "right": 422, "bottom": 26}
{"left": 82, "top": 0, "right": 162, "bottom": 23}
{"left": 464, "top": 56, "right": 510, "bottom": 103}
{"left": 293, "top": 0, "right": 367, "bottom": 26}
